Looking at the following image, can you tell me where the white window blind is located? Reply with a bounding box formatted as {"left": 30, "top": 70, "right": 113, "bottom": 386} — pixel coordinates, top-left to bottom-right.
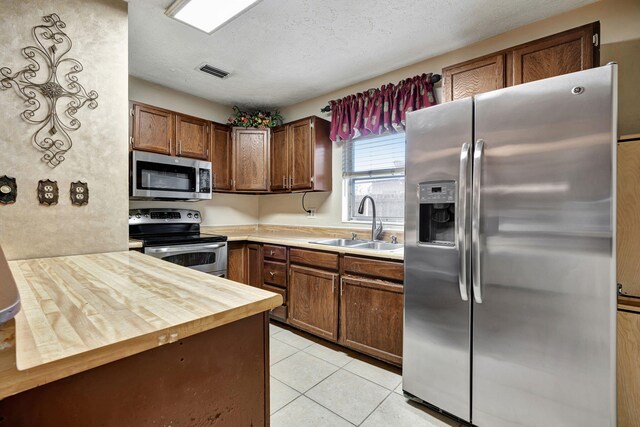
{"left": 343, "top": 133, "right": 406, "bottom": 223}
{"left": 342, "top": 132, "right": 406, "bottom": 178}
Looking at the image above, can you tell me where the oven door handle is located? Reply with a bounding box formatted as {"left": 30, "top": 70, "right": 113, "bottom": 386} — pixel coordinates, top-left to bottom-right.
{"left": 145, "top": 243, "right": 226, "bottom": 254}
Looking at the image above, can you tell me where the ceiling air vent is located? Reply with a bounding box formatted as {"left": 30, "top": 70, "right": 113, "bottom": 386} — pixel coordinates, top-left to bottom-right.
{"left": 198, "top": 64, "right": 229, "bottom": 79}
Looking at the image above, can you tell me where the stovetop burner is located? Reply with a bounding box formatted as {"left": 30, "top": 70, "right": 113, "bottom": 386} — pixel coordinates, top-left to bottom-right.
{"left": 129, "top": 208, "right": 226, "bottom": 248}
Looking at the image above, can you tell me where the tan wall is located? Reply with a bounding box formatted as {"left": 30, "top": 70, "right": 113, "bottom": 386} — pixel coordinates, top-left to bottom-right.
{"left": 261, "top": 0, "right": 640, "bottom": 230}
{"left": 280, "top": 0, "right": 640, "bottom": 130}
{"left": 0, "top": 0, "right": 129, "bottom": 260}
{"left": 129, "top": 76, "right": 232, "bottom": 124}
{"left": 128, "top": 77, "right": 260, "bottom": 226}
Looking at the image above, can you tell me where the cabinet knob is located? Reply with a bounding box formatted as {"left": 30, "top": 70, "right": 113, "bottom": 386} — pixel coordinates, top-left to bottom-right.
{"left": 270, "top": 250, "right": 275, "bottom": 256}
{"left": 269, "top": 271, "right": 275, "bottom": 277}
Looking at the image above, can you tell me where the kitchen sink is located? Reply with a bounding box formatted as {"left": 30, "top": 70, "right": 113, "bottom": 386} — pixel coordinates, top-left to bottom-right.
{"left": 310, "top": 238, "right": 403, "bottom": 252}
{"left": 311, "top": 238, "right": 371, "bottom": 247}
{"left": 355, "top": 241, "right": 403, "bottom": 251}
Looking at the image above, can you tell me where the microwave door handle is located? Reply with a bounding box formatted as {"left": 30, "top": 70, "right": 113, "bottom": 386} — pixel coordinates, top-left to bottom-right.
{"left": 146, "top": 243, "right": 226, "bottom": 254}
{"left": 457, "top": 142, "right": 471, "bottom": 301}
{"left": 472, "top": 139, "right": 484, "bottom": 304}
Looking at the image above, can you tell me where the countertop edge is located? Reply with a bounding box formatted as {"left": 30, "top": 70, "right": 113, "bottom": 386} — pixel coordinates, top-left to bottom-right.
{"left": 128, "top": 239, "right": 143, "bottom": 249}
{"left": 216, "top": 234, "right": 405, "bottom": 261}
{"left": 1, "top": 294, "right": 281, "bottom": 399}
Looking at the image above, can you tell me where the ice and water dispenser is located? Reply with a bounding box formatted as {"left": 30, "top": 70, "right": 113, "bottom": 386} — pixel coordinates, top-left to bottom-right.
{"left": 418, "top": 181, "right": 456, "bottom": 246}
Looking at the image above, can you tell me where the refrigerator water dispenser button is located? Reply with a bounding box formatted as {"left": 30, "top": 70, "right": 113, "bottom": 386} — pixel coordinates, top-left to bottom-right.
{"left": 418, "top": 181, "right": 456, "bottom": 246}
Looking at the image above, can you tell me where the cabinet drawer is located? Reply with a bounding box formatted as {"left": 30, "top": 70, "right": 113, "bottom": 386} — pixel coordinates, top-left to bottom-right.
{"left": 264, "top": 284, "right": 287, "bottom": 322}
{"left": 343, "top": 256, "right": 404, "bottom": 282}
{"left": 264, "top": 244, "right": 287, "bottom": 261}
{"left": 270, "top": 305, "right": 288, "bottom": 322}
{"left": 289, "top": 248, "right": 339, "bottom": 271}
{"left": 263, "top": 283, "right": 287, "bottom": 304}
{"left": 263, "top": 260, "right": 287, "bottom": 288}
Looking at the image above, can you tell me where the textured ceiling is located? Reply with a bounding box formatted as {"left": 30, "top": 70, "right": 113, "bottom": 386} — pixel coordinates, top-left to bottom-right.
{"left": 128, "top": 0, "right": 596, "bottom": 109}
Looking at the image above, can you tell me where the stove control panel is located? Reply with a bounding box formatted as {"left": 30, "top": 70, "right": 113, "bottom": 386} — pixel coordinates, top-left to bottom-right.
{"left": 128, "top": 208, "right": 201, "bottom": 225}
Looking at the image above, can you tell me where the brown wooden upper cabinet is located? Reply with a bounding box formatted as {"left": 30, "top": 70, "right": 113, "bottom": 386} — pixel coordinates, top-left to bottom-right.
{"left": 232, "top": 127, "right": 270, "bottom": 192}
{"left": 270, "top": 126, "right": 289, "bottom": 191}
{"left": 175, "top": 114, "right": 209, "bottom": 160}
{"left": 211, "top": 123, "right": 233, "bottom": 191}
{"left": 269, "top": 116, "right": 332, "bottom": 192}
{"left": 443, "top": 54, "right": 505, "bottom": 103}
{"left": 131, "top": 103, "right": 174, "bottom": 155}
{"left": 130, "top": 102, "right": 209, "bottom": 160}
{"left": 442, "top": 22, "right": 599, "bottom": 102}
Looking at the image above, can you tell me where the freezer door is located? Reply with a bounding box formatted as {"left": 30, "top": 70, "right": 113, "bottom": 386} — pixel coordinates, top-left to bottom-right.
{"left": 472, "top": 65, "right": 616, "bottom": 426}
{"left": 404, "top": 97, "right": 472, "bottom": 422}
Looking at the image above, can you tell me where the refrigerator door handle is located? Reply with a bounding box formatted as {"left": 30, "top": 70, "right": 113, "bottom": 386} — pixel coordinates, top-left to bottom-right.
{"left": 472, "top": 139, "right": 484, "bottom": 303}
{"left": 457, "top": 142, "right": 471, "bottom": 301}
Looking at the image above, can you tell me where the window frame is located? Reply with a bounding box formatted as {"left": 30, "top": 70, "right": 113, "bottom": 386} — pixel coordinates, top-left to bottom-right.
{"left": 341, "top": 132, "right": 406, "bottom": 225}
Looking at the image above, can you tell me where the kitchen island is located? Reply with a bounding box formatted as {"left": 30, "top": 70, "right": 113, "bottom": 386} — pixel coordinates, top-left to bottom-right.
{"left": 0, "top": 250, "right": 281, "bottom": 426}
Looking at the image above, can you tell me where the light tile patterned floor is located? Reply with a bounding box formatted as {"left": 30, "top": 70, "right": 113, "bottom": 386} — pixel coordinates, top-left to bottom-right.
{"left": 269, "top": 322, "right": 463, "bottom": 427}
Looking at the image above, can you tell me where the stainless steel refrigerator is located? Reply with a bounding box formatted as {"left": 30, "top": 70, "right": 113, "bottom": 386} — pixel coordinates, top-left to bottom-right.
{"left": 403, "top": 64, "right": 617, "bottom": 426}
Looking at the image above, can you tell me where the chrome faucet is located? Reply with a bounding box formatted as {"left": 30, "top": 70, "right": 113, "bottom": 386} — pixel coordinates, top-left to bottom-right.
{"left": 358, "top": 195, "right": 383, "bottom": 241}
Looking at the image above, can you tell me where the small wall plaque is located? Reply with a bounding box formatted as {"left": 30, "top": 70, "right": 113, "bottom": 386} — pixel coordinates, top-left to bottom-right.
{"left": 0, "top": 176, "right": 17, "bottom": 204}
{"left": 70, "top": 181, "right": 88, "bottom": 206}
{"left": 37, "top": 179, "right": 58, "bottom": 205}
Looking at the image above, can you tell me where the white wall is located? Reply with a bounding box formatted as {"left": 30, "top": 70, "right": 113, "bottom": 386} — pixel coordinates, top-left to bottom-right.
{"left": 0, "top": 0, "right": 129, "bottom": 260}
{"left": 128, "top": 76, "right": 260, "bottom": 226}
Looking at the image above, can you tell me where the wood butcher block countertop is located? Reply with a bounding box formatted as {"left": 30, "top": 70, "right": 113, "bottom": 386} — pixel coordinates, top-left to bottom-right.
{"left": 0, "top": 251, "right": 281, "bottom": 399}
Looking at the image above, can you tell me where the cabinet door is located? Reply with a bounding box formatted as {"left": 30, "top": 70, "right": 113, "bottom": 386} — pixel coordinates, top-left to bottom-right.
{"left": 512, "top": 23, "right": 598, "bottom": 85}
{"left": 247, "top": 244, "right": 262, "bottom": 288}
{"left": 270, "top": 126, "right": 289, "bottom": 191}
{"left": 175, "top": 114, "right": 209, "bottom": 160}
{"left": 339, "top": 276, "right": 403, "bottom": 365}
{"left": 289, "top": 264, "right": 339, "bottom": 341}
{"left": 442, "top": 54, "right": 505, "bottom": 102}
{"left": 617, "top": 142, "right": 640, "bottom": 298}
{"left": 212, "top": 124, "right": 233, "bottom": 191}
{"left": 227, "top": 242, "right": 247, "bottom": 284}
{"left": 132, "top": 103, "right": 174, "bottom": 155}
{"left": 233, "top": 128, "right": 269, "bottom": 191}
{"left": 289, "top": 119, "right": 313, "bottom": 191}
{"left": 618, "top": 309, "right": 640, "bottom": 427}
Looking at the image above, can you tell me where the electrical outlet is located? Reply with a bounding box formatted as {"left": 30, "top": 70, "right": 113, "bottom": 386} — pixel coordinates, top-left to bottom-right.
{"left": 307, "top": 208, "right": 317, "bottom": 218}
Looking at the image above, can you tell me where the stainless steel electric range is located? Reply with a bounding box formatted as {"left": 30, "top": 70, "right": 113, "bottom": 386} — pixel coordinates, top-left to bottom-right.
{"left": 129, "top": 208, "right": 228, "bottom": 277}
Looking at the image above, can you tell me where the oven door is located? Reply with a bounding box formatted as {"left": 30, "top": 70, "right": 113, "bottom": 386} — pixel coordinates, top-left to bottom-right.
{"left": 144, "top": 242, "right": 227, "bottom": 276}
{"left": 130, "top": 151, "right": 211, "bottom": 200}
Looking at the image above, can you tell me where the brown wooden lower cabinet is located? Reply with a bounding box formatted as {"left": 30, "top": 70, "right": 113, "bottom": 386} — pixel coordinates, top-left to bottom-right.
{"left": 0, "top": 314, "right": 270, "bottom": 426}
{"left": 264, "top": 284, "right": 287, "bottom": 322}
{"left": 339, "top": 275, "right": 403, "bottom": 365}
{"left": 618, "top": 308, "right": 640, "bottom": 427}
{"left": 227, "top": 242, "right": 247, "bottom": 284}
{"left": 247, "top": 243, "right": 262, "bottom": 288}
{"left": 288, "top": 264, "right": 339, "bottom": 341}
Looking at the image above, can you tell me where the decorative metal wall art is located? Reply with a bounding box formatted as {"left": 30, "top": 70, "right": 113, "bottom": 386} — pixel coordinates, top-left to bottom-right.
{"left": 0, "top": 14, "right": 99, "bottom": 168}
{"left": 0, "top": 176, "right": 17, "bottom": 204}
{"left": 70, "top": 181, "right": 88, "bottom": 205}
{"left": 37, "top": 179, "right": 58, "bottom": 205}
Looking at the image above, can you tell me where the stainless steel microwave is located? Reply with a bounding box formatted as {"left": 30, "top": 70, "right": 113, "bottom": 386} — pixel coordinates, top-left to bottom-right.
{"left": 130, "top": 151, "right": 212, "bottom": 200}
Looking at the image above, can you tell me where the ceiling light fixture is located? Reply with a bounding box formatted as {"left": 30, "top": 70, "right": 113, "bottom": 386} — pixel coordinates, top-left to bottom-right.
{"left": 165, "top": 0, "right": 262, "bottom": 35}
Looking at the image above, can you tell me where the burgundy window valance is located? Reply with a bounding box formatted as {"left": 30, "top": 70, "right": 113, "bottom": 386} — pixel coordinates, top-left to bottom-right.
{"left": 328, "top": 72, "right": 438, "bottom": 142}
